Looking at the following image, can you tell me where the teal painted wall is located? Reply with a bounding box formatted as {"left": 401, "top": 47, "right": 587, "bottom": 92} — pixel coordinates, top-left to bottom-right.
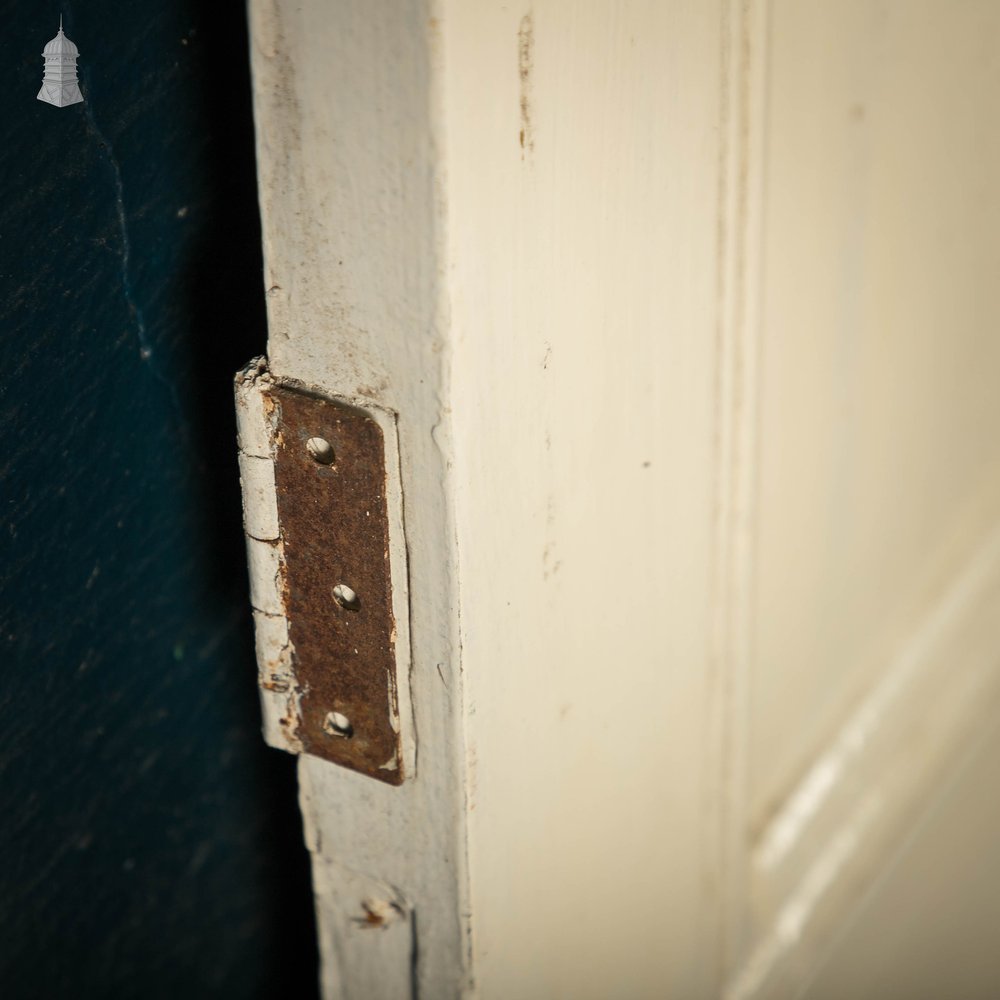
{"left": 0, "top": 3, "right": 318, "bottom": 996}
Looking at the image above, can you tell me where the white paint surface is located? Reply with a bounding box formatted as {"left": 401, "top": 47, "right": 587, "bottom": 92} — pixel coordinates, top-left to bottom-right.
{"left": 248, "top": 2, "right": 470, "bottom": 996}
{"left": 801, "top": 717, "right": 1000, "bottom": 1000}
{"left": 440, "top": 4, "right": 727, "bottom": 996}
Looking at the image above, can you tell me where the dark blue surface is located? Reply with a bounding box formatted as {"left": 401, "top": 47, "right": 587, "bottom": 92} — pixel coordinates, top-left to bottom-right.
{"left": 1, "top": 3, "right": 318, "bottom": 996}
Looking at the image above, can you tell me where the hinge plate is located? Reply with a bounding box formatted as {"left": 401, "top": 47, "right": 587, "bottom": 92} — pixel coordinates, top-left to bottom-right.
{"left": 236, "top": 362, "right": 407, "bottom": 785}
{"left": 271, "top": 386, "right": 403, "bottom": 783}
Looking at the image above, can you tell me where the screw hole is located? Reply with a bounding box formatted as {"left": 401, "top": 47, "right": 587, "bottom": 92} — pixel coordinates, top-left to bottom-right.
{"left": 333, "top": 583, "right": 360, "bottom": 611}
{"left": 306, "top": 436, "right": 335, "bottom": 465}
{"left": 323, "top": 711, "right": 353, "bottom": 739}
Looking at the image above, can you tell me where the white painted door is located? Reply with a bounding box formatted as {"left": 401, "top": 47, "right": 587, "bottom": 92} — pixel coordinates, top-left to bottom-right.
{"left": 243, "top": 2, "right": 1000, "bottom": 997}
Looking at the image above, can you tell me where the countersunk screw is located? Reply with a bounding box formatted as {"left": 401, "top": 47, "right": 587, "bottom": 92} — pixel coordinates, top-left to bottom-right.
{"left": 323, "top": 711, "right": 353, "bottom": 738}
{"left": 306, "top": 436, "right": 335, "bottom": 465}
{"left": 333, "top": 583, "right": 360, "bottom": 611}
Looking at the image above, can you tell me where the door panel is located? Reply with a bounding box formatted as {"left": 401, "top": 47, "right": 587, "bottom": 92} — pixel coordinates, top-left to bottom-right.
{"left": 752, "top": 0, "right": 1000, "bottom": 833}
{"left": 245, "top": 2, "right": 1000, "bottom": 997}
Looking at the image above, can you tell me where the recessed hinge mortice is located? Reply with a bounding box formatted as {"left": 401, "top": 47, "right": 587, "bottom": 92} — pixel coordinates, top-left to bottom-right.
{"left": 234, "top": 358, "right": 412, "bottom": 785}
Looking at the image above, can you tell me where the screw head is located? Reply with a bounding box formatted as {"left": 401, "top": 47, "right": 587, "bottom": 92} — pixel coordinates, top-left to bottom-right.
{"left": 332, "top": 583, "right": 360, "bottom": 611}
{"left": 306, "top": 436, "right": 335, "bottom": 464}
{"left": 323, "top": 711, "right": 353, "bottom": 738}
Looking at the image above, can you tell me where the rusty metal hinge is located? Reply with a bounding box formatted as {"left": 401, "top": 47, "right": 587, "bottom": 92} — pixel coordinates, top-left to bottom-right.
{"left": 234, "top": 359, "right": 412, "bottom": 785}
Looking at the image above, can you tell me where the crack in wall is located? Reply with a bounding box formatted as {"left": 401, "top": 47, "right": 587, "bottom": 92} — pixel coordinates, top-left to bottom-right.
{"left": 81, "top": 99, "right": 150, "bottom": 361}
{"left": 79, "top": 71, "right": 186, "bottom": 432}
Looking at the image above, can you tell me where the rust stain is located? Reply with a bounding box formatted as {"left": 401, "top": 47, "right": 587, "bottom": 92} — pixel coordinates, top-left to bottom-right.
{"left": 260, "top": 677, "right": 290, "bottom": 693}
{"left": 518, "top": 12, "right": 534, "bottom": 156}
{"left": 353, "top": 898, "right": 406, "bottom": 930}
{"left": 268, "top": 385, "right": 403, "bottom": 785}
